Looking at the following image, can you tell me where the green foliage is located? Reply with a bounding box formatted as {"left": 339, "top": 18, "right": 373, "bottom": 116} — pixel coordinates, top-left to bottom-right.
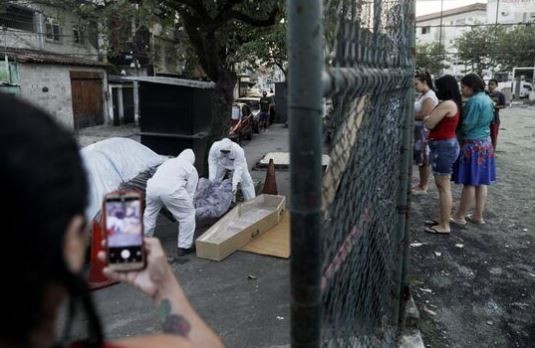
{"left": 416, "top": 43, "right": 449, "bottom": 76}
{"left": 235, "top": 15, "right": 287, "bottom": 77}
{"left": 456, "top": 27, "right": 496, "bottom": 76}
{"left": 495, "top": 26, "right": 535, "bottom": 71}
{"left": 456, "top": 25, "right": 535, "bottom": 75}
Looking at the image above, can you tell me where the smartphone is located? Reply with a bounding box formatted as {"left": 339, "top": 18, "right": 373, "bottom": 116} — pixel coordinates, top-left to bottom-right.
{"left": 103, "top": 191, "right": 146, "bottom": 271}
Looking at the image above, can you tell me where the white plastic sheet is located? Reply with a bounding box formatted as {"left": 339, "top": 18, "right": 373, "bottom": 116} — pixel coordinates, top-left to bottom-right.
{"left": 81, "top": 138, "right": 167, "bottom": 220}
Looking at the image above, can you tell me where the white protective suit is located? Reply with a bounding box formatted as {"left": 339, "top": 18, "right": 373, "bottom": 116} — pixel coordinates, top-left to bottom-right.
{"left": 208, "top": 138, "right": 256, "bottom": 201}
{"left": 144, "top": 149, "right": 199, "bottom": 249}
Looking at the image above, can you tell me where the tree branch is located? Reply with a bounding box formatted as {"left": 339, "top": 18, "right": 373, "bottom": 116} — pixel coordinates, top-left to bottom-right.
{"left": 179, "top": 10, "right": 219, "bottom": 81}
{"left": 231, "top": 7, "right": 278, "bottom": 27}
{"left": 168, "top": 0, "right": 210, "bottom": 20}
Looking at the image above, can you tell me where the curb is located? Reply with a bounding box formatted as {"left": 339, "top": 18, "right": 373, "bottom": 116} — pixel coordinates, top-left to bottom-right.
{"left": 398, "top": 293, "right": 425, "bottom": 348}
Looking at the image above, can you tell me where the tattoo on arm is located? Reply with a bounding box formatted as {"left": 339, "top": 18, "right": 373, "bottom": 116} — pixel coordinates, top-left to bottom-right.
{"left": 159, "top": 299, "right": 191, "bottom": 337}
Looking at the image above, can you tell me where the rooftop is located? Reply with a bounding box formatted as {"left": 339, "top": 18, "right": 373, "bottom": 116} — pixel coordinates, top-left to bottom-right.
{"left": 3, "top": 48, "right": 106, "bottom": 67}
{"left": 125, "top": 76, "right": 215, "bottom": 89}
{"left": 416, "top": 3, "right": 487, "bottom": 22}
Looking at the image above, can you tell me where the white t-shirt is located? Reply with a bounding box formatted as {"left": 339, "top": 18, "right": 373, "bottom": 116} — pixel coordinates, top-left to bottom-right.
{"left": 414, "top": 89, "right": 439, "bottom": 114}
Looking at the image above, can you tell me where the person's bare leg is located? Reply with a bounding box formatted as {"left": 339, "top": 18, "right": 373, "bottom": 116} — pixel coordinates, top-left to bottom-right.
{"left": 417, "top": 165, "right": 431, "bottom": 191}
{"left": 433, "top": 176, "right": 452, "bottom": 232}
{"left": 473, "top": 185, "right": 487, "bottom": 222}
{"left": 454, "top": 185, "right": 475, "bottom": 222}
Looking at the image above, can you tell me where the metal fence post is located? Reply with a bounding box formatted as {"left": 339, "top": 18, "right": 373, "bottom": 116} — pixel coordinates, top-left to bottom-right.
{"left": 288, "top": 0, "right": 324, "bottom": 347}
{"left": 401, "top": 0, "right": 417, "bottom": 308}
{"left": 395, "top": 0, "right": 416, "bottom": 327}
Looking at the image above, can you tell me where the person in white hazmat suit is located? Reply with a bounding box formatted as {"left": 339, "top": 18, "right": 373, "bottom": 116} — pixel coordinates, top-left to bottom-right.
{"left": 144, "top": 149, "right": 198, "bottom": 256}
{"left": 208, "top": 138, "right": 256, "bottom": 201}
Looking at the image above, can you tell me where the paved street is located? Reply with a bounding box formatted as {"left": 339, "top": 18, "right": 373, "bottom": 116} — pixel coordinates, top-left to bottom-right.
{"left": 77, "top": 105, "right": 535, "bottom": 347}
{"left": 80, "top": 125, "right": 292, "bottom": 348}
{"left": 409, "top": 105, "right": 535, "bottom": 347}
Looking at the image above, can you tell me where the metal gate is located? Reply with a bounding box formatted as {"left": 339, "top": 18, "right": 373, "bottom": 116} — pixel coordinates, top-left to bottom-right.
{"left": 288, "top": 0, "right": 415, "bottom": 346}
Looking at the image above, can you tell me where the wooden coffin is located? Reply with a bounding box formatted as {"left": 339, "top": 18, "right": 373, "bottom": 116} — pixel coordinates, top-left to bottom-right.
{"left": 195, "top": 194, "right": 286, "bottom": 261}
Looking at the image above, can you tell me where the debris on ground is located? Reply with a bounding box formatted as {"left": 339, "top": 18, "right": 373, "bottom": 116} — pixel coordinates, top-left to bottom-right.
{"left": 423, "top": 307, "right": 437, "bottom": 316}
{"left": 248, "top": 274, "right": 257, "bottom": 280}
{"left": 411, "top": 242, "right": 424, "bottom": 247}
{"left": 419, "top": 288, "right": 433, "bottom": 294}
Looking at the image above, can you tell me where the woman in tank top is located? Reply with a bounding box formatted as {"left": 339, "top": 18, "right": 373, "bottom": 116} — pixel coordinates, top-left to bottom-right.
{"left": 413, "top": 71, "right": 439, "bottom": 194}
{"left": 422, "top": 75, "right": 461, "bottom": 234}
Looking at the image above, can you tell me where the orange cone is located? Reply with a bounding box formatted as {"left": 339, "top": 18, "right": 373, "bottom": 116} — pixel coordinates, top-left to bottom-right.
{"left": 88, "top": 214, "right": 119, "bottom": 290}
{"left": 263, "top": 159, "right": 278, "bottom": 195}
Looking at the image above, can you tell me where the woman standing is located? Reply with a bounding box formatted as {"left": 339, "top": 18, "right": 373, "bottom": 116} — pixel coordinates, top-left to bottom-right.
{"left": 422, "top": 75, "right": 461, "bottom": 234}
{"left": 413, "top": 71, "right": 439, "bottom": 194}
{"left": 452, "top": 73, "right": 496, "bottom": 225}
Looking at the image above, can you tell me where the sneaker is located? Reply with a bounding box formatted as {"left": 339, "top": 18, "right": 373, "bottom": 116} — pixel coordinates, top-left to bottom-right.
{"left": 177, "top": 246, "right": 196, "bottom": 257}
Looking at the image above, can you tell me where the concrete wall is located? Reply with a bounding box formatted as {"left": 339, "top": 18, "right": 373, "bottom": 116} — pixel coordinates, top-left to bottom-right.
{"left": 3, "top": 4, "right": 99, "bottom": 60}
{"left": 18, "top": 64, "right": 108, "bottom": 129}
{"left": 487, "top": 0, "right": 535, "bottom": 24}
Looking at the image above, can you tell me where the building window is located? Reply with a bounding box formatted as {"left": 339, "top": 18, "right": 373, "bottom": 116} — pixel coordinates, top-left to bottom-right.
{"left": 165, "top": 47, "right": 176, "bottom": 67}
{"left": 73, "top": 26, "right": 84, "bottom": 44}
{"left": 0, "top": 5, "right": 35, "bottom": 32}
{"left": 153, "top": 43, "right": 161, "bottom": 63}
{"left": 45, "top": 18, "right": 61, "bottom": 42}
{"left": 421, "top": 26, "right": 431, "bottom": 35}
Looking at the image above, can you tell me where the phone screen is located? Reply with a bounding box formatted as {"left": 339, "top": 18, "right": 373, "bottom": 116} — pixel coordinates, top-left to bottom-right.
{"left": 105, "top": 197, "right": 143, "bottom": 264}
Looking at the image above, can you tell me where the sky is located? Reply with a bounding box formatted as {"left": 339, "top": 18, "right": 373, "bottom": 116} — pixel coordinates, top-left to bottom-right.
{"left": 416, "top": 0, "right": 488, "bottom": 16}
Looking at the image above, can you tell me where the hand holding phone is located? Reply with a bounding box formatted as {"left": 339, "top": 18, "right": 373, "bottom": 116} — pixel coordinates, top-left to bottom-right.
{"left": 103, "top": 191, "right": 146, "bottom": 272}
{"left": 99, "top": 237, "right": 172, "bottom": 298}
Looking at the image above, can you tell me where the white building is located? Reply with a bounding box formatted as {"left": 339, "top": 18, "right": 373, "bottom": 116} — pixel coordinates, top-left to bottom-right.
{"left": 0, "top": 3, "right": 109, "bottom": 129}
{"left": 487, "top": 0, "right": 535, "bottom": 24}
{"left": 416, "top": 3, "right": 487, "bottom": 77}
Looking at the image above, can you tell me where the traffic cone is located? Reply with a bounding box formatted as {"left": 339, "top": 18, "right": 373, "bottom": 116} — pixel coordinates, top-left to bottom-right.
{"left": 88, "top": 214, "right": 119, "bottom": 290}
{"left": 262, "top": 159, "right": 278, "bottom": 195}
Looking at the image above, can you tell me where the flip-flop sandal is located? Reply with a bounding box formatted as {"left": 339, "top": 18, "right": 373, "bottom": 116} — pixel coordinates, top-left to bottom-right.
{"left": 450, "top": 217, "right": 467, "bottom": 226}
{"left": 412, "top": 189, "right": 428, "bottom": 196}
{"left": 424, "top": 226, "right": 450, "bottom": 235}
{"left": 466, "top": 215, "right": 486, "bottom": 225}
{"left": 424, "top": 219, "right": 440, "bottom": 226}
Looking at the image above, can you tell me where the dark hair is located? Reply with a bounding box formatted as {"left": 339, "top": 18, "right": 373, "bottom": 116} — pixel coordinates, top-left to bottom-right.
{"left": 435, "top": 75, "right": 463, "bottom": 128}
{"left": 0, "top": 93, "right": 103, "bottom": 347}
{"left": 489, "top": 78, "right": 498, "bottom": 86}
{"left": 415, "top": 71, "right": 435, "bottom": 91}
{"left": 461, "top": 73, "right": 485, "bottom": 93}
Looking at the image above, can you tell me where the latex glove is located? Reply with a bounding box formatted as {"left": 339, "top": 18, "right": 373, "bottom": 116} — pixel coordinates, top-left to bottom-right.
{"left": 232, "top": 187, "right": 237, "bottom": 202}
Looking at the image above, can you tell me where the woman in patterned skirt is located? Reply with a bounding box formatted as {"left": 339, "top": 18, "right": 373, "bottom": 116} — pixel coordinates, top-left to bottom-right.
{"left": 452, "top": 74, "right": 496, "bottom": 225}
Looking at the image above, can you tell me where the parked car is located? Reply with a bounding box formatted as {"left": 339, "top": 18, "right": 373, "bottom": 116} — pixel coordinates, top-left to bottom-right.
{"left": 236, "top": 97, "right": 261, "bottom": 133}
{"left": 230, "top": 102, "right": 254, "bottom": 142}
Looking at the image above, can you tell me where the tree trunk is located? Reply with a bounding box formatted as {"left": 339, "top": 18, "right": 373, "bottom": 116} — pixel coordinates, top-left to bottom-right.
{"left": 210, "top": 67, "right": 236, "bottom": 141}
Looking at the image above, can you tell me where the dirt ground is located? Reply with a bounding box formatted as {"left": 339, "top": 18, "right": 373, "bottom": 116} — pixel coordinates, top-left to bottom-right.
{"left": 409, "top": 105, "right": 535, "bottom": 347}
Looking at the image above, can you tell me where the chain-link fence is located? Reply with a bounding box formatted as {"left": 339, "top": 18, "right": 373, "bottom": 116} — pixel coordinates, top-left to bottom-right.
{"left": 289, "top": 0, "right": 415, "bottom": 347}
